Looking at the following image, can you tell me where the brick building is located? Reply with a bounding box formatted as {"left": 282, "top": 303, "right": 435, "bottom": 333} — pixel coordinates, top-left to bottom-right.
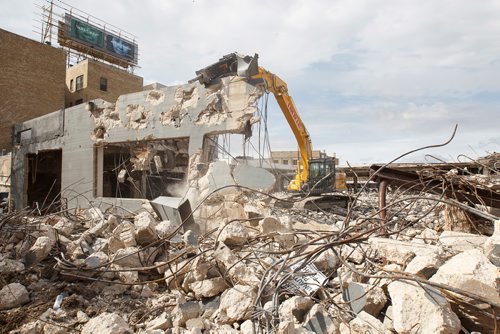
{"left": 65, "top": 59, "right": 143, "bottom": 107}
{"left": 0, "top": 28, "right": 66, "bottom": 150}
{"left": 271, "top": 150, "right": 338, "bottom": 166}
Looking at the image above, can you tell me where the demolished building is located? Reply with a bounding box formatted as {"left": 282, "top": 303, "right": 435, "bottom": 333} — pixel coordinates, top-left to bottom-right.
{"left": 3, "top": 47, "right": 499, "bottom": 334}
{"left": 11, "top": 76, "right": 270, "bottom": 215}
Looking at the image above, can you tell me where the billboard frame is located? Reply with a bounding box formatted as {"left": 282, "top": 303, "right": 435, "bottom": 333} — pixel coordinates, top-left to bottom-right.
{"left": 58, "top": 13, "right": 138, "bottom": 68}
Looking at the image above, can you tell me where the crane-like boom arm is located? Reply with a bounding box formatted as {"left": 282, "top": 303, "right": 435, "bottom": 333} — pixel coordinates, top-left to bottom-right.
{"left": 253, "top": 67, "right": 312, "bottom": 191}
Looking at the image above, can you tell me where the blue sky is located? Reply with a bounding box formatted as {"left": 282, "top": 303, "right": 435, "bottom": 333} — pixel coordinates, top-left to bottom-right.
{"left": 1, "top": 0, "right": 499, "bottom": 165}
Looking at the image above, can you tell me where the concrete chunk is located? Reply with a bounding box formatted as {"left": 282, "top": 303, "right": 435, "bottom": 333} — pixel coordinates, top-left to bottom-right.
{"left": 429, "top": 248, "right": 499, "bottom": 299}
{"left": 405, "top": 253, "right": 444, "bottom": 279}
{"left": 198, "top": 161, "right": 236, "bottom": 198}
{"left": 368, "top": 237, "right": 443, "bottom": 264}
{"left": 52, "top": 217, "right": 75, "bottom": 237}
{"left": 84, "top": 251, "right": 109, "bottom": 269}
{"left": 155, "top": 220, "right": 179, "bottom": 238}
{"left": 217, "top": 285, "right": 256, "bottom": 323}
{"left": 134, "top": 211, "right": 158, "bottom": 245}
{"left": 279, "top": 296, "right": 314, "bottom": 323}
{"left": 0, "top": 282, "right": 30, "bottom": 310}
{"left": 81, "top": 312, "right": 132, "bottom": 334}
{"left": 113, "top": 247, "right": 143, "bottom": 268}
{"left": 439, "top": 230, "right": 488, "bottom": 252}
{"left": 24, "top": 236, "right": 54, "bottom": 266}
{"left": 349, "top": 311, "right": 390, "bottom": 334}
{"left": 219, "top": 221, "right": 249, "bottom": 247}
{"left": 0, "top": 258, "right": 25, "bottom": 273}
{"left": 388, "top": 280, "right": 460, "bottom": 334}
{"left": 146, "top": 312, "right": 172, "bottom": 330}
{"left": 189, "top": 277, "right": 227, "bottom": 298}
{"left": 173, "top": 301, "right": 201, "bottom": 327}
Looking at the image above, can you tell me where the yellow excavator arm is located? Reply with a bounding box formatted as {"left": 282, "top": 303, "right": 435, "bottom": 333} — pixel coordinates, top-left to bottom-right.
{"left": 253, "top": 67, "right": 312, "bottom": 191}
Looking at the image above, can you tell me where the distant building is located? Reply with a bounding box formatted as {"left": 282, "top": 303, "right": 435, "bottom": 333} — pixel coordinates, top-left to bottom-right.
{"left": 0, "top": 28, "right": 66, "bottom": 150}
{"left": 65, "top": 58, "right": 143, "bottom": 107}
{"left": 271, "top": 150, "right": 338, "bottom": 166}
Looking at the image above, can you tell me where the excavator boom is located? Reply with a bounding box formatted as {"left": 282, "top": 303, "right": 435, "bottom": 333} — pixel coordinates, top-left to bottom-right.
{"left": 191, "top": 53, "right": 336, "bottom": 192}
{"left": 252, "top": 67, "right": 312, "bottom": 191}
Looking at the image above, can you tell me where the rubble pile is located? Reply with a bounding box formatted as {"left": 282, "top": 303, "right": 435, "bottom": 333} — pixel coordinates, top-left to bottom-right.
{"left": 0, "top": 180, "right": 499, "bottom": 333}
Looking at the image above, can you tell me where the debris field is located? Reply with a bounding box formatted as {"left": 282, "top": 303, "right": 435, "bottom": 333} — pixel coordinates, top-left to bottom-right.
{"left": 0, "top": 160, "right": 499, "bottom": 334}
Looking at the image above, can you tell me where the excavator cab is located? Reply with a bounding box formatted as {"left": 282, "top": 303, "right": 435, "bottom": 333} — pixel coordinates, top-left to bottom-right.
{"left": 305, "top": 158, "right": 335, "bottom": 194}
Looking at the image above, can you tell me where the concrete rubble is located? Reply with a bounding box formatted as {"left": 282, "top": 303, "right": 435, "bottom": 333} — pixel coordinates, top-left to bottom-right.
{"left": 1, "top": 184, "right": 498, "bottom": 334}
{"left": 2, "top": 77, "right": 500, "bottom": 334}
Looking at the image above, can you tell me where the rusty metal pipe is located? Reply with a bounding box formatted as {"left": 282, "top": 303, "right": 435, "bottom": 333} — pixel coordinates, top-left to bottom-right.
{"left": 378, "top": 180, "right": 388, "bottom": 235}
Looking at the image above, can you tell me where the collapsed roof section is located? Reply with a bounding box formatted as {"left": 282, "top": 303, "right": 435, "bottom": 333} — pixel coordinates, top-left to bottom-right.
{"left": 12, "top": 77, "right": 265, "bottom": 214}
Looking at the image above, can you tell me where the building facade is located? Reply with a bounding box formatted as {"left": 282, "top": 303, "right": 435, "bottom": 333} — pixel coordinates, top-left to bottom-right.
{"left": 0, "top": 28, "right": 66, "bottom": 150}
{"left": 65, "top": 59, "right": 143, "bottom": 107}
{"left": 271, "top": 150, "right": 337, "bottom": 166}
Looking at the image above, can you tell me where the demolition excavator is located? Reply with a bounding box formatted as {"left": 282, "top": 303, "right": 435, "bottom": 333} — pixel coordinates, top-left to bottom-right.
{"left": 190, "top": 53, "right": 347, "bottom": 195}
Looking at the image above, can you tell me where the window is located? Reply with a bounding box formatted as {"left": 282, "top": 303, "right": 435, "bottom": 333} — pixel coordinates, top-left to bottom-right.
{"left": 282, "top": 160, "right": 289, "bottom": 165}
{"left": 292, "top": 159, "right": 298, "bottom": 166}
{"left": 273, "top": 160, "right": 279, "bottom": 164}
{"left": 70, "top": 79, "right": 74, "bottom": 92}
{"left": 75, "top": 75, "right": 84, "bottom": 91}
{"left": 100, "top": 77, "right": 108, "bottom": 91}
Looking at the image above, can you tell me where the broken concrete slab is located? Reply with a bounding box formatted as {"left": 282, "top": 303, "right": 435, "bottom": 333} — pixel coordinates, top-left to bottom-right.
{"left": 233, "top": 162, "right": 276, "bottom": 192}
{"left": 368, "top": 237, "right": 443, "bottom": 265}
{"left": 198, "top": 161, "right": 236, "bottom": 199}
{"left": 84, "top": 251, "right": 109, "bottom": 270}
{"left": 429, "top": 248, "right": 499, "bottom": 299}
{"left": 388, "top": 280, "right": 461, "bottom": 334}
{"left": 438, "top": 230, "right": 488, "bottom": 252}
{"left": 0, "top": 282, "right": 30, "bottom": 310}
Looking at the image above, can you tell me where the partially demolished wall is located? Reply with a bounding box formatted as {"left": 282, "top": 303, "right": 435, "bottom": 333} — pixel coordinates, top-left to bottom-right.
{"left": 11, "top": 77, "right": 263, "bottom": 213}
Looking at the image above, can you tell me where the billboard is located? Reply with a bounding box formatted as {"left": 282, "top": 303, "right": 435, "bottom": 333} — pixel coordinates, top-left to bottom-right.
{"left": 59, "top": 14, "right": 138, "bottom": 66}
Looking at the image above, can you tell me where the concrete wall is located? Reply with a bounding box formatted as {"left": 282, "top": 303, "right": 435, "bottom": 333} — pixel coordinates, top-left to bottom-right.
{"left": 0, "top": 29, "right": 66, "bottom": 150}
{"left": 12, "top": 77, "right": 262, "bottom": 213}
{"left": 65, "top": 59, "right": 143, "bottom": 107}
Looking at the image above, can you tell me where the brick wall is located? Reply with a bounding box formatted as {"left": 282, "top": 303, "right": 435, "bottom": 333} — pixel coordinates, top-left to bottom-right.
{"left": 0, "top": 29, "right": 66, "bottom": 150}
{"left": 65, "top": 59, "right": 143, "bottom": 107}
